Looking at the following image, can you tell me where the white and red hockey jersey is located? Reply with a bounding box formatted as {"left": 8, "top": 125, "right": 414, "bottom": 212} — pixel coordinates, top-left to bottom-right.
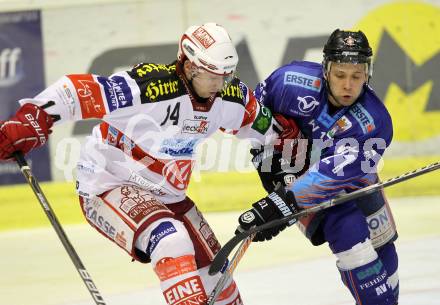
{"left": 20, "top": 62, "right": 279, "bottom": 203}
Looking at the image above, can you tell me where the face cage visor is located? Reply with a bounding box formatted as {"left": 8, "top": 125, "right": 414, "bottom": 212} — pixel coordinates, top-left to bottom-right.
{"left": 189, "top": 64, "right": 235, "bottom": 91}
{"left": 323, "top": 53, "right": 373, "bottom": 78}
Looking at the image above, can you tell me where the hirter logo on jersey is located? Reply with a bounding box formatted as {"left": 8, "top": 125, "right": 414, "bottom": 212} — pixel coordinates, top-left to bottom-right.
{"left": 164, "top": 276, "right": 206, "bottom": 305}
{"left": 182, "top": 120, "right": 209, "bottom": 134}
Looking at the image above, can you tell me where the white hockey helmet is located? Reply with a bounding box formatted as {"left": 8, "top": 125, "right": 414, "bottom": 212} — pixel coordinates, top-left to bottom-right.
{"left": 177, "top": 23, "right": 238, "bottom": 76}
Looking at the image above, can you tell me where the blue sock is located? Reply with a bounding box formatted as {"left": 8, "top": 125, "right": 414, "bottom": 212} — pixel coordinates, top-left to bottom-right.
{"left": 339, "top": 257, "right": 397, "bottom": 305}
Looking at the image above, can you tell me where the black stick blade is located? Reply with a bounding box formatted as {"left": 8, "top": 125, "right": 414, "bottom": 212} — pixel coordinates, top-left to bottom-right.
{"left": 209, "top": 232, "right": 248, "bottom": 275}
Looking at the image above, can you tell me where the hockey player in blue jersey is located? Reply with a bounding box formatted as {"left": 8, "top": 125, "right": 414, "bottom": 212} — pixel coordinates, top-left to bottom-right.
{"left": 237, "top": 29, "right": 399, "bottom": 305}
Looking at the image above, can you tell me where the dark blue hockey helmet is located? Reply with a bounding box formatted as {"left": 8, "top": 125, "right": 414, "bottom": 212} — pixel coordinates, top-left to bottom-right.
{"left": 323, "top": 29, "right": 373, "bottom": 78}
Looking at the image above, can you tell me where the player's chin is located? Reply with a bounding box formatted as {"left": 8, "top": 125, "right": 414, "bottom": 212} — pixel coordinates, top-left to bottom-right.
{"left": 339, "top": 96, "right": 356, "bottom": 106}
{"left": 198, "top": 91, "right": 217, "bottom": 98}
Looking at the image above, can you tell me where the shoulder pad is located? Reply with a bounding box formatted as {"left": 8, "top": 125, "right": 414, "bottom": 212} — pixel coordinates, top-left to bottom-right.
{"left": 129, "top": 62, "right": 176, "bottom": 78}
{"left": 349, "top": 88, "right": 392, "bottom": 137}
{"left": 282, "top": 61, "right": 323, "bottom": 93}
{"left": 220, "top": 78, "right": 247, "bottom": 106}
{"left": 267, "top": 61, "right": 324, "bottom": 116}
{"left": 349, "top": 103, "right": 376, "bottom": 134}
{"left": 128, "top": 62, "right": 184, "bottom": 104}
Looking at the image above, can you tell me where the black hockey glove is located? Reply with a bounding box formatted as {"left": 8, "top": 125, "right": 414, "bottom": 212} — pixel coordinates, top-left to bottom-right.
{"left": 251, "top": 113, "right": 310, "bottom": 193}
{"left": 251, "top": 147, "right": 296, "bottom": 193}
{"left": 236, "top": 184, "right": 300, "bottom": 242}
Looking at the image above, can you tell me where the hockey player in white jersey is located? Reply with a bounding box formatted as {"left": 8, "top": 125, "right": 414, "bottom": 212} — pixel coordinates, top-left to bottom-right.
{"left": 0, "top": 23, "right": 302, "bottom": 305}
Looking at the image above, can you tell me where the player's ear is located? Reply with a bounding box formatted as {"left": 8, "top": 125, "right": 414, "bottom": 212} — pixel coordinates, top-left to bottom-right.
{"left": 183, "top": 60, "right": 192, "bottom": 80}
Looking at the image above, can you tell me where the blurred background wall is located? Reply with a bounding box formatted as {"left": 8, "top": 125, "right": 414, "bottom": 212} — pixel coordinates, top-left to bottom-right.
{"left": 0, "top": 0, "right": 439, "bottom": 184}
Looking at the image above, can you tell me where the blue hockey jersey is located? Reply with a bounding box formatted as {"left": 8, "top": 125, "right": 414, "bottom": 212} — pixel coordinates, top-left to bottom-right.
{"left": 254, "top": 61, "right": 393, "bottom": 207}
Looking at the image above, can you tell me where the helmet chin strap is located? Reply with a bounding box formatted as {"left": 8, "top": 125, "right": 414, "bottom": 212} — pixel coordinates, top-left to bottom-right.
{"left": 325, "top": 75, "right": 368, "bottom": 109}
{"left": 186, "top": 76, "right": 206, "bottom": 101}
{"left": 324, "top": 73, "right": 344, "bottom": 108}
{"left": 177, "top": 61, "right": 212, "bottom": 103}
{"left": 324, "top": 62, "right": 367, "bottom": 108}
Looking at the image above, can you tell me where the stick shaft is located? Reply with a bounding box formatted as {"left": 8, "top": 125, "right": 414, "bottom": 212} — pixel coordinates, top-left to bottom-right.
{"left": 14, "top": 152, "right": 106, "bottom": 305}
{"left": 206, "top": 233, "right": 255, "bottom": 305}
{"left": 209, "top": 161, "right": 440, "bottom": 275}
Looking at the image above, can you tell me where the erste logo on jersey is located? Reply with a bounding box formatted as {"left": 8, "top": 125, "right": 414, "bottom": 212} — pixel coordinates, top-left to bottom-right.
{"left": 128, "top": 171, "right": 167, "bottom": 196}
{"left": 284, "top": 71, "right": 322, "bottom": 92}
{"left": 182, "top": 119, "right": 209, "bottom": 134}
{"left": 97, "top": 75, "right": 133, "bottom": 112}
{"left": 349, "top": 104, "right": 375, "bottom": 134}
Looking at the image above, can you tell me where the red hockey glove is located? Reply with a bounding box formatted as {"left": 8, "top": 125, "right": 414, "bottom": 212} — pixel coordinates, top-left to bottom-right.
{"left": 272, "top": 113, "right": 301, "bottom": 151}
{"left": 0, "top": 103, "right": 53, "bottom": 160}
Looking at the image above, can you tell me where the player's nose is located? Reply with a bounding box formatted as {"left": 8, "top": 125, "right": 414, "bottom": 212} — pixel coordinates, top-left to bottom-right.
{"left": 343, "top": 78, "right": 352, "bottom": 90}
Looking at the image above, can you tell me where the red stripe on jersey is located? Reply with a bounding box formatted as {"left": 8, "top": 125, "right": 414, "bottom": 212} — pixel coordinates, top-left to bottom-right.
{"left": 67, "top": 74, "right": 106, "bottom": 119}
{"left": 99, "top": 122, "right": 194, "bottom": 191}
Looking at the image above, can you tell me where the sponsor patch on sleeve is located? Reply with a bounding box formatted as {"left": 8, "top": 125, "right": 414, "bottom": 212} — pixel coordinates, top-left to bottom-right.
{"left": 67, "top": 74, "right": 106, "bottom": 119}
{"left": 251, "top": 104, "right": 273, "bottom": 134}
{"left": 97, "top": 75, "right": 133, "bottom": 112}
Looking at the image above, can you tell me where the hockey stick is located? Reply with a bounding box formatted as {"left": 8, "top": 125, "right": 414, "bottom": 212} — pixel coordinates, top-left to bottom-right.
{"left": 206, "top": 232, "right": 256, "bottom": 305}
{"left": 13, "top": 152, "right": 106, "bottom": 305}
{"left": 209, "top": 161, "right": 440, "bottom": 275}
